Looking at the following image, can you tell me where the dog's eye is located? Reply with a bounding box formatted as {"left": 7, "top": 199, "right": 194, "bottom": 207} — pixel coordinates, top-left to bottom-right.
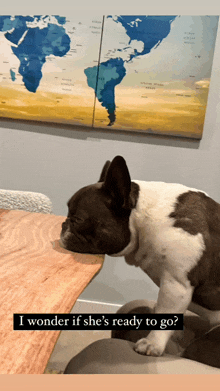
{"left": 69, "top": 216, "right": 84, "bottom": 224}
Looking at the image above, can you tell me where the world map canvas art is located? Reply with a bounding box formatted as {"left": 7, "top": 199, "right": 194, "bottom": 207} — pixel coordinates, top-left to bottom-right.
{"left": 0, "top": 15, "right": 219, "bottom": 139}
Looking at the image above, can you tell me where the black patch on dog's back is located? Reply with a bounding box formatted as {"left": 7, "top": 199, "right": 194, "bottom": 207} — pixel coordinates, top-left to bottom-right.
{"left": 170, "top": 191, "right": 220, "bottom": 310}
{"left": 169, "top": 191, "right": 209, "bottom": 235}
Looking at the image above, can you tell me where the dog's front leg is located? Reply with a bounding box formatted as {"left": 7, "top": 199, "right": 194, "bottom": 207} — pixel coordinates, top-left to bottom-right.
{"left": 134, "top": 271, "right": 194, "bottom": 356}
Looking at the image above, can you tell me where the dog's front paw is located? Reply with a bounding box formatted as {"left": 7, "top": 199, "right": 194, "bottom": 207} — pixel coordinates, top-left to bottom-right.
{"left": 134, "top": 337, "right": 164, "bottom": 357}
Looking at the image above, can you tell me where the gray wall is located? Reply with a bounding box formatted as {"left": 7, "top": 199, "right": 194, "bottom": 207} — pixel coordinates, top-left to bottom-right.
{"left": 1, "top": 16, "right": 220, "bottom": 306}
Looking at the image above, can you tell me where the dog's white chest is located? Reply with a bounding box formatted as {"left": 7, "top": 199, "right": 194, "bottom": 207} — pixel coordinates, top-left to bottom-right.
{"left": 124, "top": 243, "right": 164, "bottom": 286}
{"left": 139, "top": 252, "right": 164, "bottom": 287}
{"left": 122, "top": 181, "right": 206, "bottom": 288}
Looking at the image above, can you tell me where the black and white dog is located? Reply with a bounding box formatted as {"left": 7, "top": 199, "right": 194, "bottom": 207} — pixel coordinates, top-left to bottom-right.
{"left": 60, "top": 156, "right": 220, "bottom": 357}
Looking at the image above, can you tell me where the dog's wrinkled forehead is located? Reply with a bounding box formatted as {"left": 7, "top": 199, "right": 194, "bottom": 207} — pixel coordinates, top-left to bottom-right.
{"left": 67, "top": 182, "right": 103, "bottom": 215}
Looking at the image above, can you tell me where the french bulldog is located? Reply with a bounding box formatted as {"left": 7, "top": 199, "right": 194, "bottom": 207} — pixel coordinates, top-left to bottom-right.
{"left": 60, "top": 155, "right": 220, "bottom": 356}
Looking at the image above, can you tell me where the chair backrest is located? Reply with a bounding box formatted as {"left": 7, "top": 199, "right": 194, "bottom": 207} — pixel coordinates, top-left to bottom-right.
{"left": 0, "top": 189, "right": 53, "bottom": 214}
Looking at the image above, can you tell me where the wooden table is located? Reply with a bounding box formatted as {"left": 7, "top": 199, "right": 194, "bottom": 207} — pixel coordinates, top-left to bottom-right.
{"left": 0, "top": 209, "right": 104, "bottom": 374}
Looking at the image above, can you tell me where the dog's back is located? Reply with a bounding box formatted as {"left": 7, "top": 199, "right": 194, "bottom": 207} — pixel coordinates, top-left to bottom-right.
{"left": 185, "top": 191, "right": 220, "bottom": 311}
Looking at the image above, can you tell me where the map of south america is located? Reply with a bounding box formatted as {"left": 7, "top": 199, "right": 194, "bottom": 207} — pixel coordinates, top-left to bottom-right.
{"left": 85, "top": 58, "right": 126, "bottom": 125}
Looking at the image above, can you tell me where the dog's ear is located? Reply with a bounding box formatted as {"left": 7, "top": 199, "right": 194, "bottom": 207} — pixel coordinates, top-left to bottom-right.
{"left": 98, "top": 160, "right": 111, "bottom": 182}
{"left": 102, "top": 156, "right": 131, "bottom": 209}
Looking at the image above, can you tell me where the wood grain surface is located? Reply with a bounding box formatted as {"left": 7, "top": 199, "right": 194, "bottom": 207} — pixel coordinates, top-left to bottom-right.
{"left": 0, "top": 209, "right": 104, "bottom": 374}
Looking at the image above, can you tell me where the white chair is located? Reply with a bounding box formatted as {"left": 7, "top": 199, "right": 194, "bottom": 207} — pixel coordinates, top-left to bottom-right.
{"left": 0, "top": 189, "right": 53, "bottom": 214}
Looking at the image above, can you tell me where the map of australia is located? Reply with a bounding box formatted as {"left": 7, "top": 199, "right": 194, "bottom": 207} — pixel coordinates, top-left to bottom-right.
{"left": 0, "top": 15, "right": 219, "bottom": 138}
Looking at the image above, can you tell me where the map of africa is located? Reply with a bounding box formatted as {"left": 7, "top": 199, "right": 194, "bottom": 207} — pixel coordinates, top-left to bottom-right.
{"left": 0, "top": 15, "right": 219, "bottom": 138}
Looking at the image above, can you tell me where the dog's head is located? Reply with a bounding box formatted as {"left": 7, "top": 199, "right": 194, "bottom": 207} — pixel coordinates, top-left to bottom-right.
{"left": 60, "top": 156, "right": 139, "bottom": 254}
